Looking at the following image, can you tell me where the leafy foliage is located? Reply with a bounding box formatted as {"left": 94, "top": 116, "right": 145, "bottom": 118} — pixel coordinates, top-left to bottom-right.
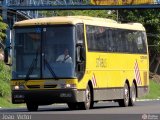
{"left": 118, "top": 9, "right": 160, "bottom": 54}
{"left": 0, "top": 16, "right": 8, "bottom": 43}
{"left": 0, "top": 61, "right": 11, "bottom": 97}
{"left": 43, "top": 10, "right": 117, "bottom": 20}
{"left": 141, "top": 80, "right": 160, "bottom": 99}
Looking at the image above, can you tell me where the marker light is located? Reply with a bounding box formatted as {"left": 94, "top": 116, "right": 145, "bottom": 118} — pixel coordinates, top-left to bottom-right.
{"left": 60, "top": 84, "right": 76, "bottom": 88}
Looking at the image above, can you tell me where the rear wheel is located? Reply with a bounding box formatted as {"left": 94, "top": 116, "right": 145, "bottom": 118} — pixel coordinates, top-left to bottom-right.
{"left": 26, "top": 102, "right": 38, "bottom": 111}
{"left": 118, "top": 83, "right": 130, "bottom": 107}
{"left": 129, "top": 83, "right": 136, "bottom": 106}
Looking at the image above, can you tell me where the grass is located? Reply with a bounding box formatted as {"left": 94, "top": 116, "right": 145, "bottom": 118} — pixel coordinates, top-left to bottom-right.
{"left": 0, "top": 97, "right": 18, "bottom": 108}
{"left": 0, "top": 97, "right": 25, "bottom": 108}
{"left": 140, "top": 80, "right": 160, "bottom": 99}
{"left": 0, "top": 61, "right": 10, "bottom": 97}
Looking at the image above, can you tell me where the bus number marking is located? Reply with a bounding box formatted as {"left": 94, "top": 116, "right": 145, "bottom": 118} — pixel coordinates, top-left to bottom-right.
{"left": 15, "top": 81, "right": 25, "bottom": 86}
{"left": 140, "top": 56, "right": 147, "bottom": 59}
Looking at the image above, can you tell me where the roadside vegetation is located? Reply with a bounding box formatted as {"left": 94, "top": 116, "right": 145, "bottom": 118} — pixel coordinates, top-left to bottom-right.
{"left": 0, "top": 61, "right": 10, "bottom": 97}
{"left": 141, "top": 73, "right": 160, "bottom": 99}
{"left": 141, "top": 79, "right": 160, "bottom": 99}
{"left": 0, "top": 61, "right": 12, "bottom": 107}
{"left": 0, "top": 61, "right": 24, "bottom": 108}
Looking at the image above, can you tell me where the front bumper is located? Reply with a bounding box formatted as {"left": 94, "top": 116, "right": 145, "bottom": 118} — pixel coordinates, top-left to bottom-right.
{"left": 12, "top": 89, "right": 84, "bottom": 105}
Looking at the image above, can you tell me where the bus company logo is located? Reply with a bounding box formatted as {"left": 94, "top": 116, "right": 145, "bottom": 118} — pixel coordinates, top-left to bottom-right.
{"left": 134, "top": 60, "right": 142, "bottom": 85}
{"left": 35, "top": 28, "right": 41, "bottom": 33}
{"left": 141, "top": 114, "right": 159, "bottom": 120}
{"left": 142, "top": 114, "right": 148, "bottom": 120}
{"left": 92, "top": 73, "right": 97, "bottom": 87}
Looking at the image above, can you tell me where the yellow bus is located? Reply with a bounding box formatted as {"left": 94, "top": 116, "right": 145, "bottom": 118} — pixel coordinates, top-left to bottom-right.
{"left": 6, "top": 16, "right": 149, "bottom": 111}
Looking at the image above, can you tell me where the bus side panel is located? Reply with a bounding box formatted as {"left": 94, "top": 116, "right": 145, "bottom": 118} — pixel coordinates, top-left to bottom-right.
{"left": 83, "top": 52, "right": 149, "bottom": 101}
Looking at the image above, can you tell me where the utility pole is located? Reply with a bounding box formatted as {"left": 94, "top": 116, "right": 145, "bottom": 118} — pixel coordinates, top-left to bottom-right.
{"left": 117, "top": 10, "right": 119, "bottom": 22}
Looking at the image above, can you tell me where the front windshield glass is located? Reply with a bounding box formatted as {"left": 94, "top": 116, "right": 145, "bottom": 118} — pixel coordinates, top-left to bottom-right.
{"left": 12, "top": 25, "right": 76, "bottom": 80}
{"left": 43, "top": 26, "right": 75, "bottom": 78}
{"left": 12, "top": 28, "right": 41, "bottom": 79}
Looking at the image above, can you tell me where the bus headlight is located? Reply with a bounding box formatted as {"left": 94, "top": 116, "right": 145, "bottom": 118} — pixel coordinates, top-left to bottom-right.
{"left": 13, "top": 85, "right": 25, "bottom": 90}
{"left": 60, "top": 84, "right": 76, "bottom": 89}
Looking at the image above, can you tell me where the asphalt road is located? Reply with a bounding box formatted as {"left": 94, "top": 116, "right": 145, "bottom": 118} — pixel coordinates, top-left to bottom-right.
{"left": 0, "top": 100, "right": 160, "bottom": 120}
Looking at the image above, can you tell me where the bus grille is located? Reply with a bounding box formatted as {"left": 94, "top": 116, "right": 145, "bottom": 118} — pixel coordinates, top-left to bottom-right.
{"left": 44, "top": 85, "right": 57, "bottom": 88}
{"left": 27, "top": 85, "right": 40, "bottom": 89}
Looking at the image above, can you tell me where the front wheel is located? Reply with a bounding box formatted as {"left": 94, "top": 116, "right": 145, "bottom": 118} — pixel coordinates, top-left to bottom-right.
{"left": 118, "top": 83, "right": 130, "bottom": 107}
{"left": 79, "top": 85, "right": 92, "bottom": 110}
{"left": 26, "top": 102, "right": 38, "bottom": 111}
{"left": 68, "top": 85, "right": 93, "bottom": 110}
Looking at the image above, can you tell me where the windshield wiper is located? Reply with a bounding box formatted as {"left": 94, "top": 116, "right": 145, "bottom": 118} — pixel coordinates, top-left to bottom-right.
{"left": 25, "top": 50, "right": 39, "bottom": 81}
{"left": 44, "top": 59, "right": 58, "bottom": 80}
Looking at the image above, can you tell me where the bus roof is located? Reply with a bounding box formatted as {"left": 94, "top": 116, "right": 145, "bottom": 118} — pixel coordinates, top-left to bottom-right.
{"left": 14, "top": 16, "right": 145, "bottom": 31}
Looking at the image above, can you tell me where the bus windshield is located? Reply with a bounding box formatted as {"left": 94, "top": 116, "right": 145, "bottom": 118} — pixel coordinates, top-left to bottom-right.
{"left": 12, "top": 26, "right": 76, "bottom": 80}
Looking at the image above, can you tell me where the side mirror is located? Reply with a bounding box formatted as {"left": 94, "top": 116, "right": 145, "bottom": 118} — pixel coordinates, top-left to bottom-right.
{"left": 76, "top": 44, "right": 85, "bottom": 62}
{"left": 80, "top": 47, "right": 85, "bottom": 61}
{"left": 4, "top": 47, "right": 12, "bottom": 66}
{"left": 4, "top": 48, "right": 9, "bottom": 64}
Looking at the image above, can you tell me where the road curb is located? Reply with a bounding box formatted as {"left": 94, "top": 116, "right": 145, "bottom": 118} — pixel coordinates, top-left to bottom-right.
{"left": 137, "top": 99, "right": 160, "bottom": 101}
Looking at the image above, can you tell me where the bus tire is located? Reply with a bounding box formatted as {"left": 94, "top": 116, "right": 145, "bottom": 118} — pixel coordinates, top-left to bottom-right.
{"left": 118, "top": 83, "right": 130, "bottom": 107}
{"left": 26, "top": 102, "right": 38, "bottom": 111}
{"left": 129, "top": 83, "right": 136, "bottom": 106}
{"left": 79, "top": 85, "right": 92, "bottom": 110}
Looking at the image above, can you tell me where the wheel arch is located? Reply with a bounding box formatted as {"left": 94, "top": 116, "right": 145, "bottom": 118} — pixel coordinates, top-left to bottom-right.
{"left": 125, "top": 79, "right": 130, "bottom": 89}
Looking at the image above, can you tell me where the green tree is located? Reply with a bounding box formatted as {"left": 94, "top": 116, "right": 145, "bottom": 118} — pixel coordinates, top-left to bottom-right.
{"left": 119, "top": 9, "right": 160, "bottom": 50}
{"left": 0, "top": 16, "right": 8, "bottom": 50}
{"left": 43, "top": 10, "right": 117, "bottom": 20}
{"left": 118, "top": 9, "right": 160, "bottom": 73}
{"left": 55, "top": 10, "right": 116, "bottom": 19}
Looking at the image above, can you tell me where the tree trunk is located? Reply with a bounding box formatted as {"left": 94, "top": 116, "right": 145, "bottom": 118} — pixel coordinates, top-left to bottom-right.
{"left": 150, "top": 54, "right": 156, "bottom": 67}
{"left": 154, "top": 61, "right": 160, "bottom": 74}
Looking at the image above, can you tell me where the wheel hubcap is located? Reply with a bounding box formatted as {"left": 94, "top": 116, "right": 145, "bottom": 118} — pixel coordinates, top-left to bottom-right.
{"left": 124, "top": 87, "right": 129, "bottom": 104}
{"left": 85, "top": 88, "right": 91, "bottom": 107}
{"left": 132, "top": 88, "right": 136, "bottom": 102}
